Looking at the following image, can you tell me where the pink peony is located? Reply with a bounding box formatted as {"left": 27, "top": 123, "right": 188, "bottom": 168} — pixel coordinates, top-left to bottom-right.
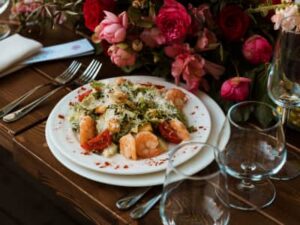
{"left": 93, "top": 11, "right": 128, "bottom": 44}
{"left": 171, "top": 53, "right": 206, "bottom": 92}
{"left": 243, "top": 35, "right": 273, "bottom": 65}
{"left": 11, "top": 0, "right": 42, "bottom": 16}
{"left": 140, "top": 28, "right": 166, "bottom": 48}
{"left": 156, "top": 0, "right": 191, "bottom": 44}
{"left": 164, "top": 43, "right": 192, "bottom": 58}
{"left": 107, "top": 45, "right": 136, "bottom": 67}
{"left": 221, "top": 77, "right": 251, "bottom": 101}
{"left": 188, "top": 4, "right": 215, "bottom": 29}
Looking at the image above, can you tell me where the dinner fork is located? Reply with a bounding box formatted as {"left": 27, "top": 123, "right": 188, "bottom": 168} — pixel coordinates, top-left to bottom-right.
{"left": 0, "top": 60, "right": 81, "bottom": 118}
{"left": 3, "top": 59, "right": 102, "bottom": 123}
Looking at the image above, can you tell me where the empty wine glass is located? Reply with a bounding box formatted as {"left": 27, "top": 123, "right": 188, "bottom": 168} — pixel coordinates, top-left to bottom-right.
{"left": 216, "top": 101, "right": 286, "bottom": 210}
{"left": 160, "top": 142, "right": 230, "bottom": 225}
{"left": 267, "top": 15, "right": 300, "bottom": 180}
{"left": 0, "top": 0, "right": 10, "bottom": 40}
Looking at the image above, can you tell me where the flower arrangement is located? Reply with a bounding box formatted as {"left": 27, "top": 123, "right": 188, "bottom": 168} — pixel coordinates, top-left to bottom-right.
{"left": 9, "top": 0, "right": 300, "bottom": 108}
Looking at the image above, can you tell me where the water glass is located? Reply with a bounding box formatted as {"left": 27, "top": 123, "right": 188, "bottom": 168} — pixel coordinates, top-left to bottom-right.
{"left": 216, "top": 101, "right": 286, "bottom": 210}
{"left": 160, "top": 142, "right": 230, "bottom": 225}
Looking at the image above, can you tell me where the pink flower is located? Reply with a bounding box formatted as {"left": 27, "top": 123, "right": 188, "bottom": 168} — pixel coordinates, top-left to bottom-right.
{"left": 107, "top": 45, "right": 136, "bottom": 67}
{"left": 156, "top": 0, "right": 191, "bottom": 44}
{"left": 243, "top": 35, "right": 273, "bottom": 65}
{"left": 164, "top": 43, "right": 192, "bottom": 58}
{"left": 11, "top": 0, "right": 42, "bottom": 16}
{"left": 196, "top": 28, "right": 218, "bottom": 51}
{"left": 140, "top": 28, "right": 166, "bottom": 48}
{"left": 171, "top": 53, "right": 205, "bottom": 92}
{"left": 93, "top": 11, "right": 128, "bottom": 44}
{"left": 221, "top": 77, "right": 251, "bottom": 101}
{"left": 271, "top": 5, "right": 299, "bottom": 30}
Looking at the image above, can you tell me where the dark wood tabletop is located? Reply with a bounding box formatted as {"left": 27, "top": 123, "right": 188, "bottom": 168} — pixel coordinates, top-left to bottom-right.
{"left": 0, "top": 18, "right": 300, "bottom": 225}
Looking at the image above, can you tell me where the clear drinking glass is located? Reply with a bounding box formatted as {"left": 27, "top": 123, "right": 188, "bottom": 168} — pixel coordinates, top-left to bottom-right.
{"left": 216, "top": 101, "right": 286, "bottom": 210}
{"left": 0, "top": 0, "right": 10, "bottom": 39}
{"left": 267, "top": 15, "right": 300, "bottom": 180}
{"left": 160, "top": 142, "right": 230, "bottom": 225}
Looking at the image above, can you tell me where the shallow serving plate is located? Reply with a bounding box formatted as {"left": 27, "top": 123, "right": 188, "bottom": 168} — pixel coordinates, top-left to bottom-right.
{"left": 45, "top": 89, "right": 228, "bottom": 187}
{"left": 46, "top": 76, "right": 211, "bottom": 175}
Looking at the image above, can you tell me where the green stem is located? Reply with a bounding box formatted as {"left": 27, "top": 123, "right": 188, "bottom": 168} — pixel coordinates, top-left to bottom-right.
{"left": 247, "top": 3, "right": 299, "bottom": 13}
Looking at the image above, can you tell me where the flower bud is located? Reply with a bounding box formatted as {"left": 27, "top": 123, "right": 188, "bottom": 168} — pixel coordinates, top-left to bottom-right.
{"left": 243, "top": 35, "right": 272, "bottom": 65}
{"left": 221, "top": 77, "right": 251, "bottom": 101}
{"left": 132, "top": 39, "right": 143, "bottom": 52}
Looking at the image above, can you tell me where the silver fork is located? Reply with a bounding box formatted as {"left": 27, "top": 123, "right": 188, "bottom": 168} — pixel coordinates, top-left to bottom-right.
{"left": 0, "top": 60, "right": 81, "bottom": 118}
{"left": 3, "top": 59, "right": 102, "bottom": 123}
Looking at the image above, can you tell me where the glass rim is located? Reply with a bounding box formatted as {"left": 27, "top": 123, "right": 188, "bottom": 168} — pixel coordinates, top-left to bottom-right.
{"left": 167, "top": 140, "right": 221, "bottom": 181}
{"left": 227, "top": 100, "right": 282, "bottom": 132}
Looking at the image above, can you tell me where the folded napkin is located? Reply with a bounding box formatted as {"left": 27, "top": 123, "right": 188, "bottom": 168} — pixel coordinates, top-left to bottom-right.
{"left": 0, "top": 34, "right": 42, "bottom": 77}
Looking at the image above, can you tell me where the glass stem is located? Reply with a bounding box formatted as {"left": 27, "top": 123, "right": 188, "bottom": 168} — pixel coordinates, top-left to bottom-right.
{"left": 281, "top": 107, "right": 290, "bottom": 128}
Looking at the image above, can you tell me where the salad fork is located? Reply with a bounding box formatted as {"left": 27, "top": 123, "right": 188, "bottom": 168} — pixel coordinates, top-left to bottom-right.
{"left": 3, "top": 59, "right": 102, "bottom": 123}
{"left": 0, "top": 60, "right": 81, "bottom": 118}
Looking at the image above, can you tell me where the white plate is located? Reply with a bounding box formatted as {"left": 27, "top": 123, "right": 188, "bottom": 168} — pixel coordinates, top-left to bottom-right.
{"left": 45, "top": 90, "right": 227, "bottom": 187}
{"left": 46, "top": 76, "right": 211, "bottom": 175}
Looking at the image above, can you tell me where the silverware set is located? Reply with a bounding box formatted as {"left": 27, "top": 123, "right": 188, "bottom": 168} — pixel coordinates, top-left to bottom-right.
{"left": 116, "top": 187, "right": 162, "bottom": 219}
{"left": 0, "top": 59, "right": 102, "bottom": 122}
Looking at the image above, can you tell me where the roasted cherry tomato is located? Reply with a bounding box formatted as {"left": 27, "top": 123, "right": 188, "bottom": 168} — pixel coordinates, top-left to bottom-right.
{"left": 81, "top": 129, "right": 112, "bottom": 152}
{"left": 78, "top": 90, "right": 92, "bottom": 102}
{"left": 158, "top": 121, "right": 181, "bottom": 144}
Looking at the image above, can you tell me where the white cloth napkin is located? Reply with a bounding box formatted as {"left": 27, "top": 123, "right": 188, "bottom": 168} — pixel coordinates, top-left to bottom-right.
{"left": 0, "top": 34, "right": 42, "bottom": 77}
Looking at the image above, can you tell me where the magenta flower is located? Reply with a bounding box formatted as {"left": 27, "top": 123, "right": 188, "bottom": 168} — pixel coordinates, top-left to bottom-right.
{"left": 243, "top": 35, "right": 273, "bottom": 65}
{"left": 140, "top": 28, "right": 166, "bottom": 48}
{"left": 221, "top": 77, "right": 252, "bottom": 101}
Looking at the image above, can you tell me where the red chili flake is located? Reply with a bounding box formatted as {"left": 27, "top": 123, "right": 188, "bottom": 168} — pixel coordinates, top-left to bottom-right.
{"left": 198, "top": 126, "right": 204, "bottom": 129}
{"left": 69, "top": 102, "right": 75, "bottom": 106}
{"left": 95, "top": 162, "right": 100, "bottom": 166}
{"left": 195, "top": 106, "right": 199, "bottom": 109}
{"left": 191, "top": 112, "right": 196, "bottom": 115}
{"left": 81, "top": 151, "right": 90, "bottom": 155}
{"left": 104, "top": 161, "right": 111, "bottom": 166}
{"left": 58, "top": 114, "right": 65, "bottom": 119}
{"left": 81, "top": 86, "right": 87, "bottom": 91}
{"left": 158, "top": 161, "right": 165, "bottom": 165}
{"left": 114, "top": 165, "right": 120, "bottom": 170}
{"left": 123, "top": 165, "right": 129, "bottom": 169}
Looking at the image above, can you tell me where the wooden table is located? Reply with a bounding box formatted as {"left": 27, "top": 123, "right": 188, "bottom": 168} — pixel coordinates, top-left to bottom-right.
{"left": 0, "top": 22, "right": 300, "bottom": 225}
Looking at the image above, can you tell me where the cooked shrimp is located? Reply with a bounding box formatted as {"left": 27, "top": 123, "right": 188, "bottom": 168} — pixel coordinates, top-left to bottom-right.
{"left": 120, "top": 133, "right": 137, "bottom": 160}
{"left": 108, "top": 118, "right": 120, "bottom": 134}
{"left": 135, "top": 131, "right": 164, "bottom": 158}
{"left": 165, "top": 88, "right": 188, "bottom": 110}
{"left": 79, "top": 115, "right": 96, "bottom": 146}
{"left": 138, "top": 123, "right": 153, "bottom": 132}
{"left": 115, "top": 77, "right": 127, "bottom": 85}
{"left": 95, "top": 105, "right": 107, "bottom": 114}
{"left": 113, "top": 90, "right": 128, "bottom": 103}
{"left": 169, "top": 119, "right": 190, "bottom": 141}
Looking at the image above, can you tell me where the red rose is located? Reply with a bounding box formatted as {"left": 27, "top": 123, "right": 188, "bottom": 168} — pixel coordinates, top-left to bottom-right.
{"left": 218, "top": 5, "right": 250, "bottom": 42}
{"left": 156, "top": 0, "right": 191, "bottom": 44}
{"left": 83, "top": 0, "right": 116, "bottom": 32}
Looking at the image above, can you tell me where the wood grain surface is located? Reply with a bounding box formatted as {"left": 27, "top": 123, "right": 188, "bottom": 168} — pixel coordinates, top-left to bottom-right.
{"left": 0, "top": 14, "right": 299, "bottom": 225}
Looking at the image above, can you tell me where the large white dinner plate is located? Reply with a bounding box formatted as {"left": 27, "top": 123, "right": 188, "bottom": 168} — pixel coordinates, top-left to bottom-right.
{"left": 45, "top": 89, "right": 227, "bottom": 187}
{"left": 46, "top": 76, "right": 211, "bottom": 175}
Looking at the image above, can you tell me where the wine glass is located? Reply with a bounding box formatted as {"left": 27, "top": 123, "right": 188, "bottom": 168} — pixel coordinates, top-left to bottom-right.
{"left": 216, "top": 101, "right": 286, "bottom": 210}
{"left": 160, "top": 142, "right": 230, "bottom": 225}
{"left": 0, "top": 0, "right": 10, "bottom": 40}
{"left": 267, "top": 15, "right": 300, "bottom": 180}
